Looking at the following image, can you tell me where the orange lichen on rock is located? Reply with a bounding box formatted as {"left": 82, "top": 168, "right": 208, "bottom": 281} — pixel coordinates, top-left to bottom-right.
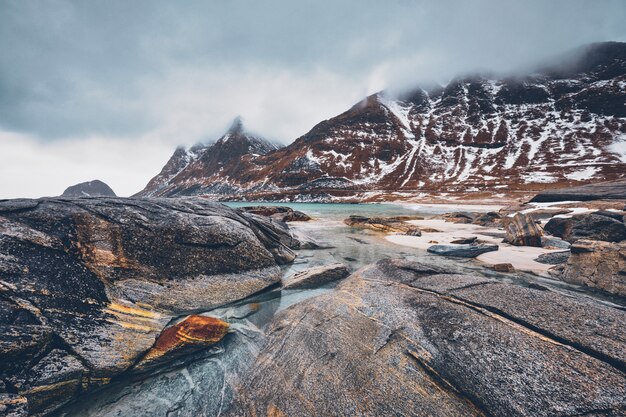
{"left": 140, "top": 315, "right": 229, "bottom": 366}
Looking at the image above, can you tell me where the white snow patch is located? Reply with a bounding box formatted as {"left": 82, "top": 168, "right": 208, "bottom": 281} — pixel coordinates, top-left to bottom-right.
{"left": 564, "top": 167, "right": 599, "bottom": 181}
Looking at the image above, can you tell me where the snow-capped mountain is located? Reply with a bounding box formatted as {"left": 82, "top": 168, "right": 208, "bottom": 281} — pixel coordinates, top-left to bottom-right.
{"left": 137, "top": 117, "right": 280, "bottom": 197}
{"left": 137, "top": 42, "right": 626, "bottom": 200}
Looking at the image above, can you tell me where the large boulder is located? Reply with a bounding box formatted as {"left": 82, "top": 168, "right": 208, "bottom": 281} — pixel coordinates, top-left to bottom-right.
{"left": 228, "top": 259, "right": 626, "bottom": 417}
{"left": 502, "top": 213, "right": 543, "bottom": 246}
{"left": 544, "top": 212, "right": 626, "bottom": 243}
{"left": 0, "top": 197, "right": 294, "bottom": 416}
{"left": 560, "top": 239, "right": 626, "bottom": 296}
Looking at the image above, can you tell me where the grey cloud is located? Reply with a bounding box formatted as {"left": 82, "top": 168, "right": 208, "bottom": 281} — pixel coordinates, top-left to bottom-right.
{"left": 0, "top": 0, "right": 625, "bottom": 142}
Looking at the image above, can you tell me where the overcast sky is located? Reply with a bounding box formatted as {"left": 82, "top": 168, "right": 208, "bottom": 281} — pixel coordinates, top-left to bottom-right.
{"left": 1, "top": 0, "right": 625, "bottom": 198}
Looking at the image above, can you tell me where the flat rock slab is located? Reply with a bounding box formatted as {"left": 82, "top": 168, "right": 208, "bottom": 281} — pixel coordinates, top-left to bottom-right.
{"left": 427, "top": 243, "right": 499, "bottom": 258}
{"left": 283, "top": 263, "right": 350, "bottom": 290}
{"left": 228, "top": 259, "right": 626, "bottom": 417}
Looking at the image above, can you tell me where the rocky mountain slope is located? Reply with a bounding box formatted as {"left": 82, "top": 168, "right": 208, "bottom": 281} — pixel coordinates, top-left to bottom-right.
{"left": 137, "top": 42, "right": 626, "bottom": 200}
{"left": 61, "top": 180, "right": 116, "bottom": 197}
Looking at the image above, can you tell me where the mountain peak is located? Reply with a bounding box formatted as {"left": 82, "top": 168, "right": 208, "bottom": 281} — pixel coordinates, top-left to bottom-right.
{"left": 227, "top": 116, "right": 244, "bottom": 135}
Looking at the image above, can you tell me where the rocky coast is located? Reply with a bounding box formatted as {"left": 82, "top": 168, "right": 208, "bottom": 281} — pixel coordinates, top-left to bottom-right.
{"left": 1, "top": 197, "right": 625, "bottom": 417}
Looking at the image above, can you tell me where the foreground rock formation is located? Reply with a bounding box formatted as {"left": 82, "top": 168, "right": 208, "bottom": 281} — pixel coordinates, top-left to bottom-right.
{"left": 228, "top": 259, "right": 626, "bottom": 417}
{"left": 0, "top": 197, "right": 295, "bottom": 416}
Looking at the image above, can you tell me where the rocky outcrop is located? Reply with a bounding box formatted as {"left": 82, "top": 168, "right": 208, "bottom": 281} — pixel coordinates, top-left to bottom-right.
{"left": 344, "top": 215, "right": 423, "bottom": 234}
{"left": 0, "top": 197, "right": 295, "bottom": 415}
{"left": 503, "top": 213, "right": 543, "bottom": 247}
{"left": 544, "top": 212, "right": 626, "bottom": 243}
{"left": 531, "top": 178, "right": 626, "bottom": 202}
{"left": 237, "top": 206, "right": 311, "bottom": 222}
{"left": 283, "top": 264, "right": 350, "bottom": 290}
{"left": 427, "top": 243, "right": 499, "bottom": 258}
{"left": 560, "top": 239, "right": 626, "bottom": 296}
{"left": 61, "top": 180, "right": 116, "bottom": 197}
{"left": 228, "top": 259, "right": 626, "bottom": 416}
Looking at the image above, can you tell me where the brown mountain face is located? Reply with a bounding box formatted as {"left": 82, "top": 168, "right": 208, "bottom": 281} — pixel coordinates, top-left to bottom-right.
{"left": 137, "top": 42, "right": 626, "bottom": 201}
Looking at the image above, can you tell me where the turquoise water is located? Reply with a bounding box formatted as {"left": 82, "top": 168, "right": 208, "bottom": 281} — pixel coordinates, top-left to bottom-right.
{"left": 223, "top": 201, "right": 457, "bottom": 220}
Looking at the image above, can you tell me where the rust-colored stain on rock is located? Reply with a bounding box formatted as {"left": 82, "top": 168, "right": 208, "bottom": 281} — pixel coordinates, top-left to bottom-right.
{"left": 142, "top": 315, "right": 229, "bottom": 363}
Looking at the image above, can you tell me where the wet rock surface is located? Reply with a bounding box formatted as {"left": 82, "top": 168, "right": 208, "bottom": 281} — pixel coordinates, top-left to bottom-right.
{"left": 0, "top": 197, "right": 294, "bottom": 415}
{"left": 427, "top": 243, "right": 499, "bottom": 258}
{"left": 544, "top": 212, "right": 626, "bottom": 243}
{"left": 228, "top": 259, "right": 626, "bottom": 417}
{"left": 282, "top": 263, "right": 350, "bottom": 290}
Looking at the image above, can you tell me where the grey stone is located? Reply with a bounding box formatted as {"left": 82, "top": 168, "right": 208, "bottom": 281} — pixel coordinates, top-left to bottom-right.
{"left": 427, "top": 243, "right": 499, "bottom": 258}
{"left": 283, "top": 263, "right": 350, "bottom": 290}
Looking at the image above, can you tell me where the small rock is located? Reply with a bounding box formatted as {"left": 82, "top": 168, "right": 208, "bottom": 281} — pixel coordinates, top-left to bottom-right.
{"left": 427, "top": 243, "right": 499, "bottom": 258}
{"left": 492, "top": 263, "right": 515, "bottom": 273}
{"left": 283, "top": 263, "right": 350, "bottom": 290}
{"left": 534, "top": 251, "right": 571, "bottom": 265}
{"left": 404, "top": 227, "right": 421, "bottom": 236}
{"left": 420, "top": 227, "right": 441, "bottom": 233}
{"left": 428, "top": 240, "right": 439, "bottom": 244}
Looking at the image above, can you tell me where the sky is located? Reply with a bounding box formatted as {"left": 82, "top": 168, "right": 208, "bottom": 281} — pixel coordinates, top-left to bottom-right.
{"left": 1, "top": 0, "right": 625, "bottom": 198}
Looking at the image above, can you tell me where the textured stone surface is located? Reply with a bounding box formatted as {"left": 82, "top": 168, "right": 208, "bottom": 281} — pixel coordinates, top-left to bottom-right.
{"left": 427, "top": 243, "right": 499, "bottom": 258}
{"left": 503, "top": 213, "right": 543, "bottom": 247}
{"left": 283, "top": 263, "right": 350, "bottom": 290}
{"left": 0, "top": 197, "right": 294, "bottom": 415}
{"left": 228, "top": 259, "right": 626, "bottom": 417}
{"left": 544, "top": 212, "right": 626, "bottom": 243}
{"left": 561, "top": 239, "right": 626, "bottom": 296}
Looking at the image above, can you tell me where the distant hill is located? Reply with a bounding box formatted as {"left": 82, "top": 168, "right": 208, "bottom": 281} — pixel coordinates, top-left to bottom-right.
{"left": 61, "top": 180, "right": 117, "bottom": 197}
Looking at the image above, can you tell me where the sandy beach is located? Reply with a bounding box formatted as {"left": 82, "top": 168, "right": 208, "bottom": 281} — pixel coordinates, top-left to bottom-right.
{"left": 385, "top": 215, "right": 565, "bottom": 276}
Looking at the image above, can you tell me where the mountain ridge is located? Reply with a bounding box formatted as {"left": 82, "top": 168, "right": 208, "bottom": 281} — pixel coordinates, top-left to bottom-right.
{"left": 136, "top": 42, "right": 626, "bottom": 201}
